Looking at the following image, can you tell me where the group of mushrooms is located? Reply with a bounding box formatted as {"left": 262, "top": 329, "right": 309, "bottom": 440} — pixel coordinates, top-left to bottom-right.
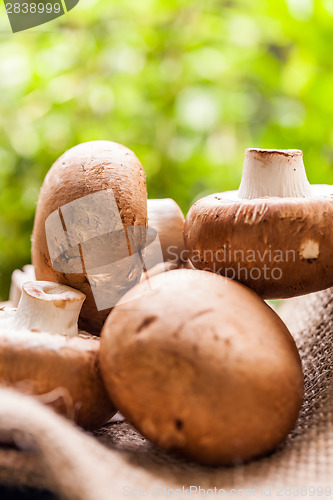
{"left": 1, "top": 141, "right": 332, "bottom": 466}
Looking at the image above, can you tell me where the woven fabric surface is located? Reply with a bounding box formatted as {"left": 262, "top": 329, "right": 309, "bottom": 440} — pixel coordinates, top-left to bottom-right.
{"left": 0, "top": 288, "right": 332, "bottom": 499}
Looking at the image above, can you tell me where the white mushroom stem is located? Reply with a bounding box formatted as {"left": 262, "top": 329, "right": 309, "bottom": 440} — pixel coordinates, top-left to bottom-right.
{"left": 238, "top": 149, "right": 312, "bottom": 200}
{"left": 14, "top": 282, "right": 86, "bottom": 337}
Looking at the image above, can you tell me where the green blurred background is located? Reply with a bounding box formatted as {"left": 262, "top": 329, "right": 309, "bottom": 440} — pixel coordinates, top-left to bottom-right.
{"left": 1, "top": 0, "right": 333, "bottom": 299}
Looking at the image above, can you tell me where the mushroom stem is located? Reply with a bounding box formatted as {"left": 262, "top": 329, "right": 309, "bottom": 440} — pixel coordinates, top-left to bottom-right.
{"left": 238, "top": 149, "right": 312, "bottom": 199}
{"left": 14, "top": 282, "right": 86, "bottom": 337}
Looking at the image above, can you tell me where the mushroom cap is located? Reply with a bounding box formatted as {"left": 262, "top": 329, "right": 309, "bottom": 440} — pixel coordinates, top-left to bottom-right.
{"left": 10, "top": 265, "right": 36, "bottom": 307}
{"left": 184, "top": 186, "right": 333, "bottom": 299}
{"left": 0, "top": 307, "right": 115, "bottom": 430}
{"left": 139, "top": 261, "right": 179, "bottom": 283}
{"left": 32, "top": 141, "right": 147, "bottom": 334}
{"left": 100, "top": 269, "right": 303, "bottom": 465}
{"left": 147, "top": 198, "right": 185, "bottom": 263}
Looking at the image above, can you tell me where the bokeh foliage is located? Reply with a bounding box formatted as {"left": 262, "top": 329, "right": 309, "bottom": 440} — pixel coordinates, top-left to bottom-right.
{"left": 1, "top": 0, "right": 333, "bottom": 299}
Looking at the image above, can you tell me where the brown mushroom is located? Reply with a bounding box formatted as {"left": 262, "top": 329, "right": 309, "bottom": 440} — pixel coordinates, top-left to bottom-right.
{"left": 0, "top": 281, "right": 115, "bottom": 430}
{"left": 147, "top": 198, "right": 185, "bottom": 264}
{"left": 100, "top": 269, "right": 304, "bottom": 466}
{"left": 137, "top": 199, "right": 188, "bottom": 282}
{"left": 184, "top": 148, "right": 333, "bottom": 299}
{"left": 32, "top": 141, "right": 148, "bottom": 334}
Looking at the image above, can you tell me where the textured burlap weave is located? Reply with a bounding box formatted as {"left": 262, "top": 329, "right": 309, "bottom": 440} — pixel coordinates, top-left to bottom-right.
{"left": 0, "top": 289, "right": 332, "bottom": 499}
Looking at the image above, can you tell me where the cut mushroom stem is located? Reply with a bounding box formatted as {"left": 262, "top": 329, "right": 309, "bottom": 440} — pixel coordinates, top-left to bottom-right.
{"left": 238, "top": 149, "right": 312, "bottom": 199}
{"left": 14, "top": 282, "right": 86, "bottom": 337}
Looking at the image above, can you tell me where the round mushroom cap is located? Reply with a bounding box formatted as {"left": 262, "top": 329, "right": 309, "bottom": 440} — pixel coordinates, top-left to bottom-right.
{"left": 184, "top": 187, "right": 333, "bottom": 299}
{"left": 0, "top": 308, "right": 115, "bottom": 430}
{"left": 147, "top": 198, "right": 185, "bottom": 263}
{"left": 32, "top": 141, "right": 148, "bottom": 334}
{"left": 100, "top": 269, "right": 304, "bottom": 465}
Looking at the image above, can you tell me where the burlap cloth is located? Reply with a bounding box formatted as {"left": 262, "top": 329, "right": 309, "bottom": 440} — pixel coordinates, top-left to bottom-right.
{"left": 0, "top": 289, "right": 332, "bottom": 499}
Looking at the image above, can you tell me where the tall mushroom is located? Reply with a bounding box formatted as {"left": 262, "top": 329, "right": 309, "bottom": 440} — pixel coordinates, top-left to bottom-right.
{"left": 184, "top": 149, "right": 333, "bottom": 298}
{"left": 0, "top": 281, "right": 115, "bottom": 430}
{"left": 32, "top": 141, "right": 148, "bottom": 334}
